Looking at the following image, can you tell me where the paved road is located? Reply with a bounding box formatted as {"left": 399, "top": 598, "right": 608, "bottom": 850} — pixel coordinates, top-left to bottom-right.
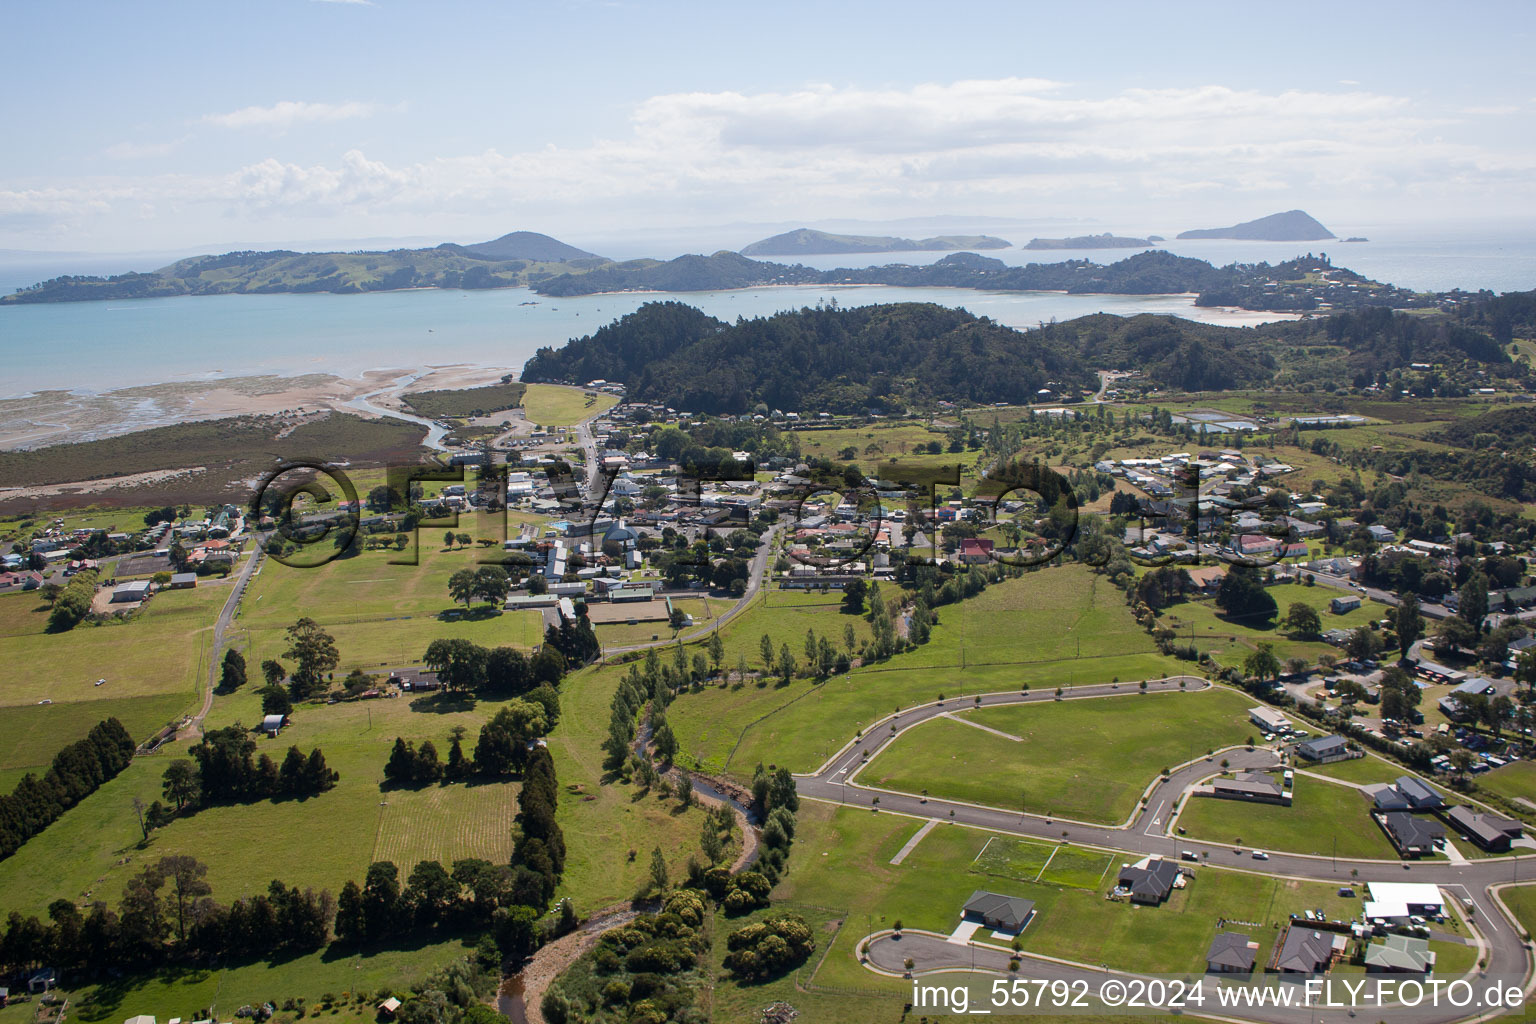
{"left": 795, "top": 679, "right": 1536, "bottom": 1020}
{"left": 181, "top": 541, "right": 265, "bottom": 739}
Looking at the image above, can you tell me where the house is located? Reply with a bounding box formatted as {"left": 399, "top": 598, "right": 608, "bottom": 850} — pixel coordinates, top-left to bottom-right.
{"left": 1365, "top": 934, "right": 1435, "bottom": 973}
{"left": 1116, "top": 856, "right": 1180, "bottom": 905}
{"left": 1367, "top": 524, "right": 1396, "bottom": 543}
{"left": 1249, "top": 706, "right": 1290, "bottom": 733}
{"left": 1442, "top": 805, "right": 1523, "bottom": 852}
{"left": 167, "top": 572, "right": 198, "bottom": 589}
{"left": 112, "top": 579, "right": 151, "bottom": 603}
{"left": 1274, "top": 926, "right": 1336, "bottom": 973}
{"left": 1379, "top": 811, "right": 1445, "bottom": 858}
{"left": 1236, "top": 534, "right": 1279, "bottom": 556}
{"left": 957, "top": 538, "right": 994, "bottom": 565}
{"left": 1209, "top": 771, "right": 1291, "bottom": 805}
{"left": 1373, "top": 776, "right": 1444, "bottom": 812}
{"left": 1297, "top": 735, "right": 1350, "bottom": 763}
{"left": 261, "top": 713, "right": 287, "bottom": 737}
{"left": 27, "top": 968, "right": 56, "bottom": 993}
{"left": 377, "top": 998, "right": 403, "bottom": 1017}
{"left": 961, "top": 890, "right": 1036, "bottom": 933}
{"left": 1206, "top": 931, "right": 1258, "bottom": 973}
{"left": 1329, "top": 595, "right": 1362, "bottom": 614}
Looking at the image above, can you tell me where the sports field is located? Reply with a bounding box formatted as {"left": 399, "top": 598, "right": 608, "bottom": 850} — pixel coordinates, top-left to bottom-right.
{"left": 863, "top": 687, "right": 1256, "bottom": 823}
{"left": 520, "top": 383, "right": 617, "bottom": 426}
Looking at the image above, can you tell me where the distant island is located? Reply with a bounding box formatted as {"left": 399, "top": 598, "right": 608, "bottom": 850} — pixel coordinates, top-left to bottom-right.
{"left": 1177, "top": 209, "right": 1334, "bottom": 241}
{"left": 740, "top": 227, "right": 1010, "bottom": 256}
{"left": 1343, "top": 237, "right": 1369, "bottom": 243}
{"left": 1024, "top": 233, "right": 1160, "bottom": 250}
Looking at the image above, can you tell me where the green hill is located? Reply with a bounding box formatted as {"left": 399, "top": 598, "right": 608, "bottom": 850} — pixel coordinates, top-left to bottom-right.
{"left": 1177, "top": 210, "right": 1335, "bottom": 241}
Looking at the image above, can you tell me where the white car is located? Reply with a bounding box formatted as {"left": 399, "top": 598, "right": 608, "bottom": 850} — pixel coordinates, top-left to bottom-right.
{"left": 1252, "top": 850, "right": 1269, "bottom": 860}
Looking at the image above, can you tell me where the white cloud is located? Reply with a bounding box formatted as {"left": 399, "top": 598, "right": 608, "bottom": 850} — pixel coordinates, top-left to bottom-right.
{"left": 203, "top": 100, "right": 381, "bottom": 131}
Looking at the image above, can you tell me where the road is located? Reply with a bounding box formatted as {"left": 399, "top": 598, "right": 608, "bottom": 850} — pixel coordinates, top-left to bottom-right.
{"left": 796, "top": 679, "right": 1536, "bottom": 1021}
{"left": 181, "top": 540, "right": 265, "bottom": 740}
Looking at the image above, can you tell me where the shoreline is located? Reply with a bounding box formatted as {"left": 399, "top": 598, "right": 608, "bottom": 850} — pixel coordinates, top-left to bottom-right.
{"left": 0, "top": 364, "right": 518, "bottom": 451}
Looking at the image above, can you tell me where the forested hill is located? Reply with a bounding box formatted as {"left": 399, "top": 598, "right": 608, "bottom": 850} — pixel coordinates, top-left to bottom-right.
{"left": 523, "top": 299, "right": 1527, "bottom": 410}
{"left": 522, "top": 301, "right": 1097, "bottom": 413}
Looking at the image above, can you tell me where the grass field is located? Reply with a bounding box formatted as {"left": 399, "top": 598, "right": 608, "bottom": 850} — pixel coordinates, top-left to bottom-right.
{"left": 520, "top": 383, "right": 616, "bottom": 426}
{"left": 863, "top": 687, "right": 1256, "bottom": 823}
{"left": 1476, "top": 761, "right": 1536, "bottom": 807}
{"left": 775, "top": 802, "right": 1371, "bottom": 986}
{"left": 1160, "top": 582, "right": 1380, "bottom": 670}
{"left": 0, "top": 586, "right": 225, "bottom": 771}
{"left": 1175, "top": 774, "right": 1399, "bottom": 860}
{"left": 972, "top": 837, "right": 1116, "bottom": 890}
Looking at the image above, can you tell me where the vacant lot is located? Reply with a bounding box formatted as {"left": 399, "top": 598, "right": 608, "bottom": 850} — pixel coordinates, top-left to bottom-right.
{"left": 1160, "top": 582, "right": 1379, "bottom": 670}
{"left": 1477, "top": 761, "right": 1536, "bottom": 808}
{"left": 865, "top": 687, "right": 1255, "bottom": 823}
{"left": 1176, "top": 774, "right": 1398, "bottom": 860}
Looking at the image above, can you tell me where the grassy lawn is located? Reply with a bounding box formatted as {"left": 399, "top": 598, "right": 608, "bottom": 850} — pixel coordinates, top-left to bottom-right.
{"left": 0, "top": 587, "right": 226, "bottom": 771}
{"left": 1175, "top": 775, "right": 1399, "bottom": 860}
{"left": 1308, "top": 755, "right": 1410, "bottom": 786}
{"left": 863, "top": 687, "right": 1256, "bottom": 824}
{"left": 520, "top": 383, "right": 616, "bottom": 426}
{"left": 1477, "top": 761, "right": 1536, "bottom": 807}
{"left": 57, "top": 937, "right": 479, "bottom": 1024}
{"left": 1160, "top": 582, "right": 1380, "bottom": 670}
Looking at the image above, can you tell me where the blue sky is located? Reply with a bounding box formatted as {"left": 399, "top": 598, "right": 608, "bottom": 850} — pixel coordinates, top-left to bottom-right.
{"left": 4, "top": 0, "right": 1534, "bottom": 251}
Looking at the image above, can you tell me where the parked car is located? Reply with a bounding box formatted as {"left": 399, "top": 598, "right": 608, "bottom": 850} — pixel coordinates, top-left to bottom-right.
{"left": 1252, "top": 851, "right": 1269, "bottom": 860}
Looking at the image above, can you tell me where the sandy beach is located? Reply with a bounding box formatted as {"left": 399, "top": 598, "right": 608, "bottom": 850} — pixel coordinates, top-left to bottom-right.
{"left": 0, "top": 364, "right": 518, "bottom": 451}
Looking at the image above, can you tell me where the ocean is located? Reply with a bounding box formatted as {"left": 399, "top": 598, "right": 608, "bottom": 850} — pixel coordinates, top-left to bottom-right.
{"left": 1, "top": 224, "right": 1532, "bottom": 397}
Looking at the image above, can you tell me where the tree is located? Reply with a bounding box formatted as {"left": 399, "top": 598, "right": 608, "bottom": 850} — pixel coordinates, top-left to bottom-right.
{"left": 474, "top": 566, "right": 512, "bottom": 605}
{"left": 527, "top": 572, "right": 548, "bottom": 596}
{"left": 385, "top": 737, "right": 418, "bottom": 785}
{"left": 653, "top": 720, "right": 678, "bottom": 764}
{"left": 486, "top": 646, "right": 531, "bottom": 694}
{"left": 1215, "top": 565, "right": 1277, "bottom": 622}
{"left": 1282, "top": 602, "right": 1321, "bottom": 639}
{"left": 1243, "top": 643, "right": 1281, "bottom": 687}
{"left": 261, "top": 659, "right": 286, "bottom": 687}
{"left": 219, "top": 649, "right": 246, "bottom": 690}
{"left": 1394, "top": 593, "right": 1423, "bottom": 660}
{"left": 841, "top": 578, "right": 867, "bottom": 615}
{"left": 260, "top": 684, "right": 292, "bottom": 717}
{"left": 284, "top": 618, "right": 339, "bottom": 699}
{"left": 778, "top": 643, "right": 795, "bottom": 683}
{"left": 455, "top": 532, "right": 472, "bottom": 549}
{"left": 161, "top": 760, "right": 200, "bottom": 811}
{"left": 1346, "top": 626, "right": 1382, "bottom": 662}
{"left": 760, "top": 634, "right": 775, "bottom": 669}
{"left": 1460, "top": 569, "right": 1490, "bottom": 630}
{"left": 648, "top": 846, "right": 669, "bottom": 893}
{"left": 423, "top": 637, "right": 489, "bottom": 692}
{"left": 156, "top": 854, "right": 211, "bottom": 944}
{"left": 844, "top": 623, "right": 858, "bottom": 655}
{"left": 1379, "top": 666, "right": 1422, "bottom": 722}
{"left": 447, "top": 568, "right": 479, "bottom": 608}
{"left": 701, "top": 817, "right": 725, "bottom": 865}
{"left": 444, "top": 531, "right": 456, "bottom": 550}
{"left": 707, "top": 630, "right": 725, "bottom": 675}
{"left": 1449, "top": 748, "right": 1476, "bottom": 783}
{"left": 1434, "top": 615, "right": 1479, "bottom": 654}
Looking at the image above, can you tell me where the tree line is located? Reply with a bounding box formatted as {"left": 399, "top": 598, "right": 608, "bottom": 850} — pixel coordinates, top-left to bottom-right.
{"left": 0, "top": 718, "right": 136, "bottom": 860}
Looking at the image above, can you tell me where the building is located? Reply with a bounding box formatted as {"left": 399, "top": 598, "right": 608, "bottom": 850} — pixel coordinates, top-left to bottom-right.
{"left": 957, "top": 538, "right": 995, "bottom": 564}
{"left": 1329, "top": 595, "right": 1362, "bottom": 614}
{"left": 1442, "top": 805, "right": 1523, "bottom": 852}
{"left": 1373, "top": 776, "right": 1444, "bottom": 812}
{"left": 961, "top": 890, "right": 1036, "bottom": 933}
{"left": 1363, "top": 882, "right": 1446, "bottom": 923}
{"left": 1208, "top": 771, "right": 1291, "bottom": 806}
{"left": 261, "top": 713, "right": 287, "bottom": 737}
{"left": 1296, "top": 735, "right": 1350, "bottom": 763}
{"left": 1378, "top": 811, "right": 1445, "bottom": 858}
{"left": 1206, "top": 932, "right": 1258, "bottom": 973}
{"left": 377, "top": 998, "right": 403, "bottom": 1017}
{"left": 1273, "top": 926, "right": 1337, "bottom": 973}
{"left": 111, "top": 580, "right": 151, "bottom": 603}
{"left": 1249, "top": 706, "right": 1290, "bottom": 733}
{"left": 167, "top": 572, "right": 198, "bottom": 589}
{"left": 28, "top": 969, "right": 56, "bottom": 993}
{"left": 1117, "top": 857, "right": 1181, "bottom": 905}
{"left": 1438, "top": 677, "right": 1501, "bottom": 720}
{"left": 1364, "top": 934, "right": 1435, "bottom": 973}
{"left": 124, "top": 1016, "right": 157, "bottom": 1024}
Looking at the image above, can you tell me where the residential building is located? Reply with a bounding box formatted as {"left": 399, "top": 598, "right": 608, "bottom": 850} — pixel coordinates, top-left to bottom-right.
{"left": 961, "top": 890, "right": 1036, "bottom": 933}
{"left": 1206, "top": 932, "right": 1258, "bottom": 974}
{"left": 1378, "top": 811, "right": 1445, "bottom": 858}
{"left": 1208, "top": 772, "right": 1291, "bottom": 806}
{"left": 1297, "top": 735, "right": 1350, "bottom": 763}
{"left": 1116, "top": 857, "right": 1181, "bottom": 905}
{"left": 1442, "top": 806, "right": 1523, "bottom": 852}
{"left": 1249, "top": 706, "right": 1290, "bottom": 733}
{"left": 1364, "top": 934, "right": 1435, "bottom": 973}
{"left": 1273, "top": 927, "right": 1338, "bottom": 973}
{"left": 1329, "top": 595, "right": 1362, "bottom": 614}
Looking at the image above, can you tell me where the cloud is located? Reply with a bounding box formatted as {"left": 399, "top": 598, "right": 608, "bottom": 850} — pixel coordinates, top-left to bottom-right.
{"left": 13, "top": 78, "right": 1536, "bottom": 242}
{"left": 203, "top": 100, "right": 381, "bottom": 131}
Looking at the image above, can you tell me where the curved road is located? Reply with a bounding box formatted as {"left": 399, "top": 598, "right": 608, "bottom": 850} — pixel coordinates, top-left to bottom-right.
{"left": 795, "top": 679, "right": 1535, "bottom": 1022}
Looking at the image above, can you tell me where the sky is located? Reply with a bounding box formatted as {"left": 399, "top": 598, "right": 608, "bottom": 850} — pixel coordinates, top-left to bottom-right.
{"left": 4, "top": 0, "right": 1535, "bottom": 254}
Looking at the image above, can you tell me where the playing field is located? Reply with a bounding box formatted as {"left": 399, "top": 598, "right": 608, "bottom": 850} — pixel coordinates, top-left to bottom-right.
{"left": 863, "top": 687, "right": 1257, "bottom": 823}
{"left": 520, "top": 383, "right": 617, "bottom": 426}
{"left": 1175, "top": 774, "right": 1399, "bottom": 860}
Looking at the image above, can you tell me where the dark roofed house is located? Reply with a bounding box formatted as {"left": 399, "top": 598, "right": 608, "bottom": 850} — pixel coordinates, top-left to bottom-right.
{"left": 1274, "top": 927, "right": 1335, "bottom": 973}
{"left": 1443, "top": 805, "right": 1522, "bottom": 852}
{"left": 1206, "top": 932, "right": 1258, "bottom": 973}
{"left": 1117, "top": 857, "right": 1181, "bottom": 905}
{"left": 962, "top": 890, "right": 1036, "bottom": 933}
{"left": 1379, "top": 812, "right": 1445, "bottom": 858}
{"left": 1209, "top": 771, "right": 1290, "bottom": 805}
{"left": 1373, "top": 786, "right": 1412, "bottom": 812}
{"left": 1297, "top": 735, "right": 1350, "bottom": 763}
